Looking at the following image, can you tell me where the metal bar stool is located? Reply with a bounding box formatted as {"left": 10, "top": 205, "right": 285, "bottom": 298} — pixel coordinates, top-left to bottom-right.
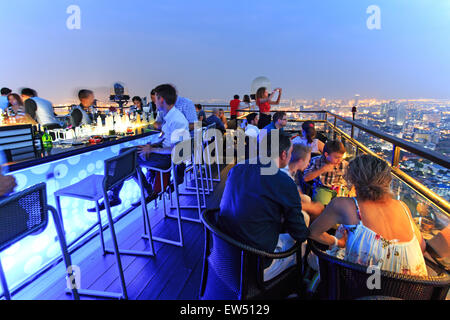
{"left": 139, "top": 160, "right": 184, "bottom": 247}
{"left": 54, "top": 149, "right": 155, "bottom": 300}
{"left": 183, "top": 126, "right": 214, "bottom": 195}
{"left": 0, "top": 183, "right": 79, "bottom": 300}
{"left": 166, "top": 136, "right": 209, "bottom": 224}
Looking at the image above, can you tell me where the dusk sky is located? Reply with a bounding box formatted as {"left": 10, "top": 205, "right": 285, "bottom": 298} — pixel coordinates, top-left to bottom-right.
{"left": 1, "top": 0, "right": 450, "bottom": 104}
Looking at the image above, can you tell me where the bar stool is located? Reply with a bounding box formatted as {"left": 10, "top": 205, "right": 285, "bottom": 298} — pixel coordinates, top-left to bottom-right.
{"left": 139, "top": 150, "right": 185, "bottom": 247}
{"left": 54, "top": 149, "right": 154, "bottom": 300}
{"left": 170, "top": 130, "right": 208, "bottom": 223}
{"left": 0, "top": 183, "right": 79, "bottom": 300}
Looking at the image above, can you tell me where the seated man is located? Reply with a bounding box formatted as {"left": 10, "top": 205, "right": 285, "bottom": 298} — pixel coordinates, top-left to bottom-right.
{"left": 281, "top": 144, "right": 324, "bottom": 224}
{"left": 263, "top": 111, "right": 287, "bottom": 133}
{"left": 206, "top": 109, "right": 226, "bottom": 134}
{"left": 71, "top": 89, "right": 95, "bottom": 127}
{"left": 303, "top": 140, "right": 348, "bottom": 204}
{"left": 218, "top": 132, "right": 309, "bottom": 281}
{"left": 195, "top": 104, "right": 207, "bottom": 126}
{"left": 21, "top": 88, "right": 61, "bottom": 129}
{"left": 89, "top": 84, "right": 189, "bottom": 211}
{"left": 259, "top": 111, "right": 287, "bottom": 142}
{"left": 244, "top": 112, "right": 260, "bottom": 138}
{"left": 154, "top": 93, "right": 197, "bottom": 131}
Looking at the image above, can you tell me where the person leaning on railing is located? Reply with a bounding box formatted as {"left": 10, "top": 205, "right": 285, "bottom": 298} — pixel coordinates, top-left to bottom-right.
{"left": 255, "top": 87, "right": 282, "bottom": 129}
{"left": 309, "top": 155, "right": 428, "bottom": 277}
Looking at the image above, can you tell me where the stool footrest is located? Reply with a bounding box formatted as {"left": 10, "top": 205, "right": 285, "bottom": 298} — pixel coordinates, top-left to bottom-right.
{"left": 165, "top": 214, "right": 202, "bottom": 224}
{"left": 151, "top": 236, "right": 183, "bottom": 247}
{"left": 104, "top": 248, "right": 155, "bottom": 257}
{"left": 170, "top": 205, "right": 206, "bottom": 210}
{"left": 65, "top": 288, "right": 125, "bottom": 300}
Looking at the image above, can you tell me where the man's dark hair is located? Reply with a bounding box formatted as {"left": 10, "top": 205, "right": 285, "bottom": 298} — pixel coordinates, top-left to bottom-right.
{"left": 150, "top": 89, "right": 156, "bottom": 96}
{"left": 324, "top": 140, "right": 346, "bottom": 155}
{"left": 154, "top": 84, "right": 177, "bottom": 106}
{"left": 273, "top": 111, "right": 287, "bottom": 123}
{"left": 21, "top": 88, "right": 37, "bottom": 97}
{"left": 132, "top": 96, "right": 142, "bottom": 103}
{"left": 234, "top": 95, "right": 239, "bottom": 100}
{"left": 1, "top": 88, "right": 12, "bottom": 95}
{"left": 218, "top": 108, "right": 224, "bottom": 112}
{"left": 78, "top": 89, "right": 93, "bottom": 100}
{"left": 195, "top": 104, "right": 202, "bottom": 110}
{"left": 246, "top": 112, "right": 258, "bottom": 123}
{"left": 265, "top": 131, "right": 292, "bottom": 159}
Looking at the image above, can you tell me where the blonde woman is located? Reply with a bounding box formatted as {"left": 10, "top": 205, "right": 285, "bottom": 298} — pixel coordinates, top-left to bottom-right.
{"left": 309, "top": 155, "right": 428, "bottom": 276}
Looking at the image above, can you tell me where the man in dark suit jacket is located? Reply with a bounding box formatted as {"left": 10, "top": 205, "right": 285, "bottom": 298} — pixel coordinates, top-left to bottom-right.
{"left": 218, "top": 132, "right": 309, "bottom": 281}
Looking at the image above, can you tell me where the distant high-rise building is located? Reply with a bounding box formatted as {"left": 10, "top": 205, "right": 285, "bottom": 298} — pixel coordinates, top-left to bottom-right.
{"left": 395, "top": 104, "right": 407, "bottom": 126}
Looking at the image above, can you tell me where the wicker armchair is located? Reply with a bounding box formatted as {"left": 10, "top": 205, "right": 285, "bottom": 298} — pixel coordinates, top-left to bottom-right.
{"left": 199, "top": 209, "right": 304, "bottom": 300}
{"left": 311, "top": 243, "right": 450, "bottom": 300}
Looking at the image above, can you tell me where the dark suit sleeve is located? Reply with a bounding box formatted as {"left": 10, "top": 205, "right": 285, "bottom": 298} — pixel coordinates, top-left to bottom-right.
{"left": 24, "top": 99, "right": 37, "bottom": 120}
{"left": 282, "top": 179, "right": 310, "bottom": 243}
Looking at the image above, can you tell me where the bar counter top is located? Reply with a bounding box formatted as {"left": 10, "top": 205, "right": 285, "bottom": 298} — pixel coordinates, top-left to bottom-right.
{"left": 4, "top": 127, "right": 160, "bottom": 172}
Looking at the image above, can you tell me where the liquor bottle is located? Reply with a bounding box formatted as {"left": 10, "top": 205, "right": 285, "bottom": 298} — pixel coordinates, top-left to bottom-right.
{"left": 42, "top": 128, "right": 53, "bottom": 149}
{"left": 34, "top": 124, "right": 44, "bottom": 152}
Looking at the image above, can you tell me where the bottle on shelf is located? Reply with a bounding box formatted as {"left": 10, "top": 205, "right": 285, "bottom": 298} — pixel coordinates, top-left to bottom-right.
{"left": 42, "top": 127, "right": 53, "bottom": 149}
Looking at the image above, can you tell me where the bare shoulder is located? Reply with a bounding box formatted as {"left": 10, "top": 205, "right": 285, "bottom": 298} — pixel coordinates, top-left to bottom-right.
{"left": 327, "top": 197, "right": 355, "bottom": 217}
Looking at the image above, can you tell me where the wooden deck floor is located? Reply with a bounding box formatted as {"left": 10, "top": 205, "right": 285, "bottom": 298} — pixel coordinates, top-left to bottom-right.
{"left": 14, "top": 165, "right": 232, "bottom": 300}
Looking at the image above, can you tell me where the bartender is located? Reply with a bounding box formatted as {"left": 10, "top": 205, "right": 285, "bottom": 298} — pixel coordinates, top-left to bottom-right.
{"left": 21, "top": 88, "right": 61, "bottom": 129}
{"left": 70, "top": 89, "right": 95, "bottom": 127}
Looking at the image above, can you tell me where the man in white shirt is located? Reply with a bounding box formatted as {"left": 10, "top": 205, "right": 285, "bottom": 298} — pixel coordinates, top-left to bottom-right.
{"left": 245, "top": 112, "right": 260, "bottom": 138}
{"left": 154, "top": 94, "right": 197, "bottom": 131}
{"left": 0, "top": 88, "right": 12, "bottom": 111}
{"left": 89, "top": 84, "right": 189, "bottom": 211}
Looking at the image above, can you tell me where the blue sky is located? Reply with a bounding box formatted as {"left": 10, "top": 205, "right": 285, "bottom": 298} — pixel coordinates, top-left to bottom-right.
{"left": 1, "top": 0, "right": 449, "bottom": 103}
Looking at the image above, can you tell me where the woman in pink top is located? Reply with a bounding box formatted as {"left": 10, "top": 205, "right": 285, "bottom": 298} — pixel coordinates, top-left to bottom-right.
{"left": 256, "top": 87, "right": 282, "bottom": 129}
{"left": 309, "top": 155, "right": 428, "bottom": 276}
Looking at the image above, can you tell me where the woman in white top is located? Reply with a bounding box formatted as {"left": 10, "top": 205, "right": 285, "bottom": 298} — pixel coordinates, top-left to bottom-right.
{"left": 292, "top": 121, "right": 324, "bottom": 154}
{"left": 239, "top": 95, "right": 256, "bottom": 111}
{"left": 309, "top": 155, "right": 428, "bottom": 277}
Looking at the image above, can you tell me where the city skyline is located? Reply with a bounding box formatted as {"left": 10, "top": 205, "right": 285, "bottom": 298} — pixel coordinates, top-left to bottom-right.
{"left": 1, "top": 0, "right": 450, "bottom": 104}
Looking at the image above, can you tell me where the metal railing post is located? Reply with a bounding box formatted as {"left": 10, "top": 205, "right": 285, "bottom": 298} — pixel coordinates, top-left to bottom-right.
{"left": 392, "top": 145, "right": 401, "bottom": 168}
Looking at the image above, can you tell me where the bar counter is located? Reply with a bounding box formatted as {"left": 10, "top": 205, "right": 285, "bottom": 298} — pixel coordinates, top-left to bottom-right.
{"left": 1, "top": 126, "right": 160, "bottom": 293}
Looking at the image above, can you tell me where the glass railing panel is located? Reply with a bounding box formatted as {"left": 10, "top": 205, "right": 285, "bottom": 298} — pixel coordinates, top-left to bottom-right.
{"left": 391, "top": 174, "right": 449, "bottom": 245}
{"left": 355, "top": 130, "right": 393, "bottom": 162}
{"left": 399, "top": 153, "right": 450, "bottom": 202}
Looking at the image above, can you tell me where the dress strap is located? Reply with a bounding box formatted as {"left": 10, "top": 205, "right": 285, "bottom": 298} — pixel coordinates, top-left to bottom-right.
{"left": 399, "top": 201, "right": 417, "bottom": 238}
{"left": 352, "top": 197, "right": 362, "bottom": 221}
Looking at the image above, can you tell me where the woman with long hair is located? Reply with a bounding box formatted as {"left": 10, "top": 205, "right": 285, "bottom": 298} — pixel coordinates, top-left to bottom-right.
{"left": 7, "top": 93, "right": 25, "bottom": 116}
{"left": 292, "top": 121, "right": 325, "bottom": 155}
{"left": 256, "top": 87, "right": 282, "bottom": 129}
{"left": 309, "top": 155, "right": 428, "bottom": 276}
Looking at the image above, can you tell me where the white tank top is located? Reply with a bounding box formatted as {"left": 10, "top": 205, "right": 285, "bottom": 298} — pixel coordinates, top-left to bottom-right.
{"left": 31, "top": 97, "right": 58, "bottom": 125}
{"left": 71, "top": 105, "right": 92, "bottom": 126}
{"left": 292, "top": 136, "right": 320, "bottom": 153}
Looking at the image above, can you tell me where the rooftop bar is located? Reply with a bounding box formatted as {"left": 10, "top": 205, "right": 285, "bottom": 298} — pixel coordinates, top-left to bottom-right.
{"left": 0, "top": 107, "right": 449, "bottom": 300}
{"left": 0, "top": 117, "right": 160, "bottom": 293}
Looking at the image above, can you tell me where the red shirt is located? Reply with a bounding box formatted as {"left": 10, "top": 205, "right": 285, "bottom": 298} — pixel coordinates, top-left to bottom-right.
{"left": 230, "top": 99, "right": 241, "bottom": 116}
{"left": 257, "top": 99, "right": 271, "bottom": 113}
